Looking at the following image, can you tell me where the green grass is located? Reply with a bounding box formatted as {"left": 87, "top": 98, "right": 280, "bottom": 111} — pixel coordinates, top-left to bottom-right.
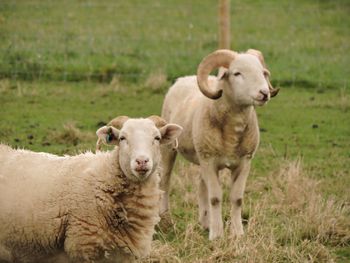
{"left": 0, "top": 79, "right": 349, "bottom": 262}
{"left": 0, "top": 0, "right": 349, "bottom": 261}
{"left": 255, "top": 86, "right": 350, "bottom": 199}
{"left": 0, "top": 0, "right": 349, "bottom": 86}
{"left": 1, "top": 79, "right": 349, "bottom": 196}
{"left": 0, "top": 79, "right": 167, "bottom": 154}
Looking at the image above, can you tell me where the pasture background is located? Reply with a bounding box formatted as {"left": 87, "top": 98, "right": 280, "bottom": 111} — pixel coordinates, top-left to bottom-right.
{"left": 0, "top": 0, "right": 349, "bottom": 262}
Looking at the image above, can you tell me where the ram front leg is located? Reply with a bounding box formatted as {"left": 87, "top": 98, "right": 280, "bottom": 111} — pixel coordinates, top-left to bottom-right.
{"left": 200, "top": 161, "right": 223, "bottom": 240}
{"left": 198, "top": 176, "right": 209, "bottom": 229}
{"left": 230, "top": 157, "right": 251, "bottom": 238}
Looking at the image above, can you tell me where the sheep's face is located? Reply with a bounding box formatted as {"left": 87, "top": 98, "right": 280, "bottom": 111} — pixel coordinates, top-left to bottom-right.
{"left": 97, "top": 119, "right": 182, "bottom": 182}
{"left": 223, "top": 54, "right": 271, "bottom": 107}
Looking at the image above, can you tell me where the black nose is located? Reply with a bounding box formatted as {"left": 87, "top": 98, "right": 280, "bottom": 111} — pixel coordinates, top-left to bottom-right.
{"left": 260, "top": 90, "right": 269, "bottom": 101}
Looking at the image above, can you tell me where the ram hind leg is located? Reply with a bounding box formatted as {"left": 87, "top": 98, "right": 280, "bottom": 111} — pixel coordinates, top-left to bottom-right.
{"left": 159, "top": 144, "right": 177, "bottom": 216}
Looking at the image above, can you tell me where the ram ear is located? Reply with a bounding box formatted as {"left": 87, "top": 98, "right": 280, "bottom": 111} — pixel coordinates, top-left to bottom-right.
{"left": 96, "top": 126, "right": 120, "bottom": 149}
{"left": 159, "top": 124, "right": 183, "bottom": 145}
{"left": 217, "top": 67, "right": 229, "bottom": 80}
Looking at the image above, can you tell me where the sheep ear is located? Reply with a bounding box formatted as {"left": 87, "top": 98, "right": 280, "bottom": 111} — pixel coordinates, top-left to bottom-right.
{"left": 96, "top": 126, "right": 120, "bottom": 146}
{"left": 218, "top": 67, "right": 229, "bottom": 80}
{"left": 159, "top": 124, "right": 183, "bottom": 145}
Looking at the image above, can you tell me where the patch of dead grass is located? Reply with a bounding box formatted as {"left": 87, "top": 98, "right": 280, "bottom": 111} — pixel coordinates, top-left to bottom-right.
{"left": 94, "top": 75, "right": 129, "bottom": 97}
{"left": 48, "top": 122, "right": 94, "bottom": 146}
{"left": 145, "top": 70, "right": 168, "bottom": 93}
{"left": 142, "top": 160, "right": 349, "bottom": 262}
{"left": 0, "top": 79, "right": 11, "bottom": 94}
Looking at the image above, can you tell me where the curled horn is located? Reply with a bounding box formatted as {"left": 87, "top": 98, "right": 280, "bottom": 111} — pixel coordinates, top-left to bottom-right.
{"left": 148, "top": 115, "right": 168, "bottom": 128}
{"left": 266, "top": 77, "right": 279, "bottom": 97}
{"left": 247, "top": 49, "right": 280, "bottom": 97}
{"left": 246, "top": 49, "right": 267, "bottom": 67}
{"left": 96, "top": 116, "right": 129, "bottom": 152}
{"left": 197, "top": 49, "right": 237, "bottom": 100}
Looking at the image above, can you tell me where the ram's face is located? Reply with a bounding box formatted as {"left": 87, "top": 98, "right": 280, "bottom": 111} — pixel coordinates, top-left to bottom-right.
{"left": 225, "top": 54, "right": 271, "bottom": 107}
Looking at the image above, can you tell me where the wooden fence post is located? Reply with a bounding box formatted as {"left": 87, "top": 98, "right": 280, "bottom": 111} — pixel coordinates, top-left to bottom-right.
{"left": 219, "top": 0, "right": 230, "bottom": 49}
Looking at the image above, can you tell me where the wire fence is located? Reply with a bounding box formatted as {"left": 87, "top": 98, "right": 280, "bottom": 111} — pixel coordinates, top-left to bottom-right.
{"left": 0, "top": 0, "right": 349, "bottom": 88}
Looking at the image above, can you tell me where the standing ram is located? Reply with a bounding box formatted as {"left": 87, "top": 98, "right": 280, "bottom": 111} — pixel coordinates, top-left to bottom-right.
{"left": 0, "top": 116, "right": 182, "bottom": 263}
{"left": 159, "top": 49, "right": 279, "bottom": 240}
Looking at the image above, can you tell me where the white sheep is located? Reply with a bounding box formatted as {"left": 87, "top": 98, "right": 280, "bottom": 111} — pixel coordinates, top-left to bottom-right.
{"left": 0, "top": 116, "right": 182, "bottom": 263}
{"left": 159, "top": 49, "right": 279, "bottom": 240}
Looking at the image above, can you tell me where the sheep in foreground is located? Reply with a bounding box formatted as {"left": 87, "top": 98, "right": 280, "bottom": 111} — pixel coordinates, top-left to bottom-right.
{"left": 0, "top": 116, "right": 182, "bottom": 263}
{"left": 159, "top": 49, "right": 279, "bottom": 240}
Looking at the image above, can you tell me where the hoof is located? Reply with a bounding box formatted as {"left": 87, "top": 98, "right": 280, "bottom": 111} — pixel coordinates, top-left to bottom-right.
{"left": 230, "top": 229, "right": 244, "bottom": 240}
{"left": 199, "top": 212, "right": 209, "bottom": 230}
{"left": 209, "top": 230, "right": 224, "bottom": 240}
{"left": 209, "top": 221, "right": 224, "bottom": 240}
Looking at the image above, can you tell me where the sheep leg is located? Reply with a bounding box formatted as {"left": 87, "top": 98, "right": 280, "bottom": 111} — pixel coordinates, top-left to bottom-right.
{"left": 198, "top": 176, "right": 209, "bottom": 229}
{"left": 200, "top": 161, "right": 223, "bottom": 240}
{"left": 159, "top": 145, "right": 177, "bottom": 215}
{"left": 230, "top": 158, "right": 251, "bottom": 238}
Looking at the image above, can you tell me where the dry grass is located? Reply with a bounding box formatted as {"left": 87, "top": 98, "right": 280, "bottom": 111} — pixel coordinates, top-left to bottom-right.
{"left": 339, "top": 87, "right": 350, "bottom": 112}
{"left": 48, "top": 122, "right": 95, "bottom": 146}
{"left": 0, "top": 79, "right": 11, "bottom": 94}
{"left": 140, "top": 161, "right": 349, "bottom": 262}
{"left": 145, "top": 70, "right": 168, "bottom": 93}
{"left": 0, "top": 79, "right": 39, "bottom": 97}
{"left": 93, "top": 75, "right": 129, "bottom": 97}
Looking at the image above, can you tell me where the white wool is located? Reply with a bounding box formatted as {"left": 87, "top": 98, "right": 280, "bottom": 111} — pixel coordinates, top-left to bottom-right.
{"left": 159, "top": 49, "right": 278, "bottom": 240}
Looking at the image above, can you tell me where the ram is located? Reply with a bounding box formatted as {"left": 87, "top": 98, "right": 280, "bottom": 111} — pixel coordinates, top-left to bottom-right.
{"left": 0, "top": 116, "right": 182, "bottom": 263}
{"left": 159, "top": 49, "right": 279, "bottom": 240}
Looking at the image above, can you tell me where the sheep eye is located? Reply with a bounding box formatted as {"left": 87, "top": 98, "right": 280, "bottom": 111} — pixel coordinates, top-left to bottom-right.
{"left": 233, "top": 72, "right": 241, "bottom": 77}
{"left": 154, "top": 136, "right": 161, "bottom": 141}
{"left": 119, "top": 136, "right": 126, "bottom": 142}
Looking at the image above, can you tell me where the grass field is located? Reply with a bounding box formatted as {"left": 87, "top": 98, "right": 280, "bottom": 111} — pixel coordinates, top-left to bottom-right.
{"left": 0, "top": 0, "right": 349, "bottom": 262}
{"left": 1, "top": 0, "right": 349, "bottom": 86}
